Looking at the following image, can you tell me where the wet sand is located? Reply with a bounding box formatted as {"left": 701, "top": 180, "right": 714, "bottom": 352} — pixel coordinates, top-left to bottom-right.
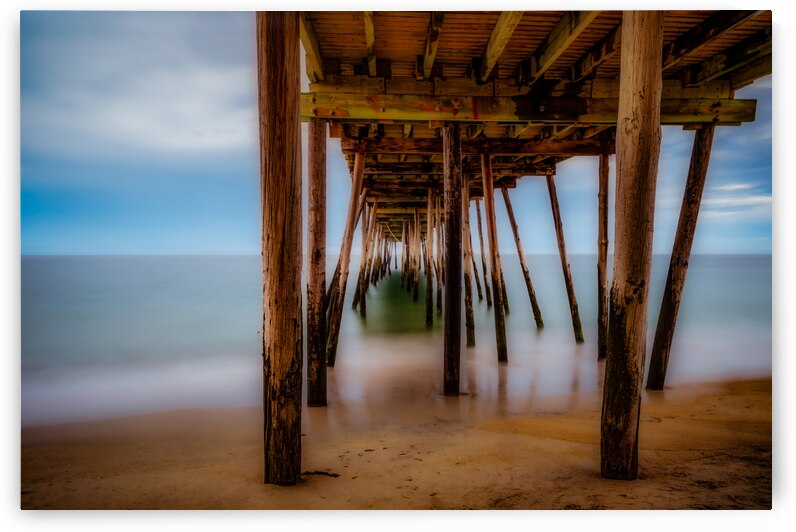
{"left": 21, "top": 378, "right": 771, "bottom": 510}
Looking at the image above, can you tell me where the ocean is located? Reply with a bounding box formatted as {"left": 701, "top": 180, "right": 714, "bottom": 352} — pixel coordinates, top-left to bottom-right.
{"left": 20, "top": 254, "right": 772, "bottom": 426}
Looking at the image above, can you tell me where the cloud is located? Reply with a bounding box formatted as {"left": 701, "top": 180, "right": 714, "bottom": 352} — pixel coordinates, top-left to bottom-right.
{"left": 21, "top": 12, "right": 258, "bottom": 165}
{"left": 703, "top": 194, "right": 772, "bottom": 207}
{"left": 713, "top": 183, "right": 754, "bottom": 192}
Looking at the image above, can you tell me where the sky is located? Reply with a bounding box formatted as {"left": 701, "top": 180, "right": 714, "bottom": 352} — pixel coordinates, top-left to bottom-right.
{"left": 19, "top": 11, "right": 773, "bottom": 256}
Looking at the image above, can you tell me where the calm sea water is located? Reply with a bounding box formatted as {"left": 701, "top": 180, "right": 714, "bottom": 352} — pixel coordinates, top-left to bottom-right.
{"left": 21, "top": 254, "right": 771, "bottom": 426}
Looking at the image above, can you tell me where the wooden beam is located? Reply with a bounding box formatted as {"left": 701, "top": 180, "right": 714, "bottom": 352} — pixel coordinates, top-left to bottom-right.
{"left": 662, "top": 10, "right": 764, "bottom": 71}
{"left": 683, "top": 29, "right": 772, "bottom": 87}
{"left": 341, "top": 136, "right": 611, "bottom": 156}
{"left": 363, "top": 11, "right": 377, "bottom": 77}
{"left": 481, "top": 155, "right": 507, "bottom": 362}
{"left": 302, "top": 92, "right": 757, "bottom": 125}
{"left": 529, "top": 11, "right": 600, "bottom": 86}
{"left": 306, "top": 118, "right": 327, "bottom": 407}
{"left": 570, "top": 24, "right": 621, "bottom": 82}
{"left": 256, "top": 11, "right": 302, "bottom": 486}
{"left": 358, "top": 161, "right": 552, "bottom": 176}
{"left": 731, "top": 53, "right": 771, "bottom": 90}
{"left": 546, "top": 172, "right": 584, "bottom": 343}
{"left": 299, "top": 13, "right": 325, "bottom": 82}
{"left": 647, "top": 124, "right": 715, "bottom": 390}
{"left": 462, "top": 175, "right": 476, "bottom": 346}
{"left": 421, "top": 12, "right": 445, "bottom": 80}
{"left": 601, "top": 10, "right": 664, "bottom": 481}
{"left": 597, "top": 153, "right": 609, "bottom": 360}
{"left": 479, "top": 11, "right": 524, "bottom": 82}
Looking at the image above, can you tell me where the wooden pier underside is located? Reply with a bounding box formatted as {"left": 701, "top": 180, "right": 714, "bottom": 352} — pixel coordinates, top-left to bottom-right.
{"left": 299, "top": 10, "right": 769, "bottom": 232}
{"left": 258, "top": 10, "right": 772, "bottom": 485}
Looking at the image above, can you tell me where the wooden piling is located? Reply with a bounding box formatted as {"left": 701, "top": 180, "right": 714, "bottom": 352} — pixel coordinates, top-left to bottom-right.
{"left": 468, "top": 221, "right": 484, "bottom": 301}
{"left": 425, "top": 188, "right": 435, "bottom": 327}
{"left": 352, "top": 203, "right": 370, "bottom": 311}
{"left": 647, "top": 124, "right": 716, "bottom": 390}
{"left": 412, "top": 208, "right": 421, "bottom": 301}
{"left": 481, "top": 155, "right": 508, "bottom": 363}
{"left": 326, "top": 151, "right": 365, "bottom": 367}
{"left": 307, "top": 117, "right": 327, "bottom": 408}
{"left": 435, "top": 197, "right": 443, "bottom": 314}
{"left": 443, "top": 122, "right": 463, "bottom": 395}
{"left": 501, "top": 188, "right": 544, "bottom": 328}
{"left": 475, "top": 200, "right": 493, "bottom": 307}
{"left": 601, "top": 10, "right": 664, "bottom": 481}
{"left": 546, "top": 171, "right": 585, "bottom": 343}
{"left": 597, "top": 154, "right": 610, "bottom": 359}
{"left": 256, "top": 11, "right": 302, "bottom": 485}
{"left": 462, "top": 175, "right": 476, "bottom": 346}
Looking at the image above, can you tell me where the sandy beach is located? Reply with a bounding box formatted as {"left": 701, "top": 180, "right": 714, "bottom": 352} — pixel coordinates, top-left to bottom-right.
{"left": 21, "top": 377, "right": 771, "bottom": 510}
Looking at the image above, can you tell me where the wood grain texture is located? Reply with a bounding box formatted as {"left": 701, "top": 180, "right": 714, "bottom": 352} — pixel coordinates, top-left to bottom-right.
{"left": 600, "top": 10, "right": 665, "bottom": 481}
{"left": 306, "top": 118, "right": 327, "bottom": 407}
{"left": 256, "top": 11, "right": 303, "bottom": 486}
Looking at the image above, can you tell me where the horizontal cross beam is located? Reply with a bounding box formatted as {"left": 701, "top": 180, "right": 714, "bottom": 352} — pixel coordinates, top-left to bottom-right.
{"left": 357, "top": 161, "right": 552, "bottom": 176}
{"left": 341, "top": 136, "right": 611, "bottom": 155}
{"left": 302, "top": 92, "right": 756, "bottom": 125}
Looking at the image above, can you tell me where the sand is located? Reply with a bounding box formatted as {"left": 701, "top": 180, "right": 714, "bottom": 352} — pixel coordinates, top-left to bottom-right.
{"left": 20, "top": 378, "right": 771, "bottom": 510}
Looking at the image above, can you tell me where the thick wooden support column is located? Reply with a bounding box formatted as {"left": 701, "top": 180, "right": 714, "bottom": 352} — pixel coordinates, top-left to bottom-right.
{"left": 443, "top": 122, "right": 463, "bottom": 395}
{"left": 475, "top": 200, "right": 493, "bottom": 307}
{"left": 256, "top": 12, "right": 302, "bottom": 486}
{"left": 326, "top": 151, "right": 365, "bottom": 367}
{"left": 481, "top": 155, "right": 508, "bottom": 363}
{"left": 425, "top": 189, "right": 435, "bottom": 327}
{"left": 546, "top": 171, "right": 584, "bottom": 343}
{"left": 597, "top": 154, "right": 610, "bottom": 360}
{"left": 462, "top": 176, "right": 476, "bottom": 347}
{"left": 601, "top": 10, "right": 664, "bottom": 481}
{"left": 647, "top": 124, "right": 715, "bottom": 390}
{"left": 307, "top": 117, "right": 327, "bottom": 407}
{"left": 501, "top": 188, "right": 544, "bottom": 328}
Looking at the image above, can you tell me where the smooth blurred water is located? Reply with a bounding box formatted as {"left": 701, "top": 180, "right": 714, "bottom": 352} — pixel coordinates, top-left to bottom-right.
{"left": 21, "top": 254, "right": 771, "bottom": 426}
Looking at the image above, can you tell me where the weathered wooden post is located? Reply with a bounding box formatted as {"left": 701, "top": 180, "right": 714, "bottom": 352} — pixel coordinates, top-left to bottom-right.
{"left": 597, "top": 154, "right": 610, "bottom": 360}
{"left": 475, "top": 200, "right": 493, "bottom": 307}
{"left": 481, "top": 154, "right": 508, "bottom": 362}
{"left": 307, "top": 117, "right": 327, "bottom": 408}
{"left": 468, "top": 222, "right": 484, "bottom": 301}
{"left": 601, "top": 10, "right": 664, "bottom": 480}
{"left": 413, "top": 208, "right": 421, "bottom": 301}
{"left": 501, "top": 188, "right": 544, "bottom": 328}
{"left": 546, "top": 170, "right": 585, "bottom": 343}
{"left": 462, "top": 175, "right": 476, "bottom": 346}
{"left": 435, "top": 197, "right": 443, "bottom": 314}
{"left": 352, "top": 203, "right": 370, "bottom": 311}
{"left": 443, "top": 122, "right": 463, "bottom": 395}
{"left": 326, "top": 151, "right": 365, "bottom": 367}
{"left": 646, "top": 124, "right": 716, "bottom": 390}
{"left": 256, "top": 11, "right": 302, "bottom": 485}
{"left": 401, "top": 221, "right": 407, "bottom": 287}
{"left": 425, "top": 188, "right": 435, "bottom": 327}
